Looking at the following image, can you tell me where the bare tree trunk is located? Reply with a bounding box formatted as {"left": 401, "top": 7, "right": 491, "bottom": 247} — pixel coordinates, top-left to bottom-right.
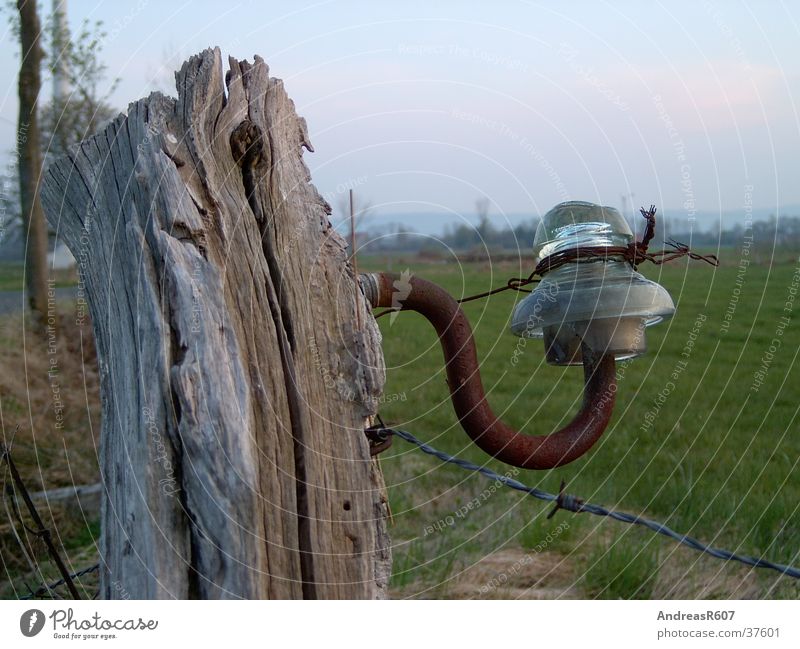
{"left": 41, "top": 49, "right": 391, "bottom": 599}
{"left": 17, "top": 0, "right": 50, "bottom": 319}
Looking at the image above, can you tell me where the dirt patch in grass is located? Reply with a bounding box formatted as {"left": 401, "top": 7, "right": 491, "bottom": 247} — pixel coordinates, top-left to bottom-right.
{"left": 448, "top": 548, "right": 581, "bottom": 599}
{"left": 391, "top": 547, "right": 581, "bottom": 599}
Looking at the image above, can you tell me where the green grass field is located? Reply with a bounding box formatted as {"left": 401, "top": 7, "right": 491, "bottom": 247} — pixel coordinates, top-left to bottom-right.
{"left": 364, "top": 250, "right": 800, "bottom": 598}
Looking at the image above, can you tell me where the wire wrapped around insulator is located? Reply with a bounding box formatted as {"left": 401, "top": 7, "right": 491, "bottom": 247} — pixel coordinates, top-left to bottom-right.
{"left": 361, "top": 272, "right": 617, "bottom": 470}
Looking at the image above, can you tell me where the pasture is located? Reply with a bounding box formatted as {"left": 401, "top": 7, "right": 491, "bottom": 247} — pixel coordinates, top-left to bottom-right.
{"left": 367, "top": 250, "right": 800, "bottom": 598}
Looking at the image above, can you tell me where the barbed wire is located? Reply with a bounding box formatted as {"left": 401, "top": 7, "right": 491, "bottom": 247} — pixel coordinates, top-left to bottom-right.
{"left": 20, "top": 563, "right": 100, "bottom": 600}
{"left": 378, "top": 426, "right": 800, "bottom": 581}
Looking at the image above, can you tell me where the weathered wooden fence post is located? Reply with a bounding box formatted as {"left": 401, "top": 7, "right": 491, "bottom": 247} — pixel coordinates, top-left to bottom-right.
{"left": 41, "top": 48, "right": 391, "bottom": 599}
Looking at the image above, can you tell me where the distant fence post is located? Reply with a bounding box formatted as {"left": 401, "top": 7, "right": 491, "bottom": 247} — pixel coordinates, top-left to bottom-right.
{"left": 41, "top": 48, "right": 391, "bottom": 599}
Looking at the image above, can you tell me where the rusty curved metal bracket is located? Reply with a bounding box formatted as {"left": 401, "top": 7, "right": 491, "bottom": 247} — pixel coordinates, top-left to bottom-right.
{"left": 361, "top": 272, "right": 617, "bottom": 470}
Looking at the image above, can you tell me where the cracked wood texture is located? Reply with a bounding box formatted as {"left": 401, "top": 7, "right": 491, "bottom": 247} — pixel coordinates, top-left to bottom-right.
{"left": 40, "top": 48, "right": 391, "bottom": 599}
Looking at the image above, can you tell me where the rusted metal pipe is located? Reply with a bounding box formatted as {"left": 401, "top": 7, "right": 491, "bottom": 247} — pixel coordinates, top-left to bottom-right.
{"left": 361, "top": 272, "right": 617, "bottom": 470}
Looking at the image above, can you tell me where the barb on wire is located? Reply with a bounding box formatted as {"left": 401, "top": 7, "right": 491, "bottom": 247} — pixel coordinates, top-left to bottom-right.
{"left": 547, "top": 479, "right": 584, "bottom": 518}
{"left": 379, "top": 426, "right": 800, "bottom": 581}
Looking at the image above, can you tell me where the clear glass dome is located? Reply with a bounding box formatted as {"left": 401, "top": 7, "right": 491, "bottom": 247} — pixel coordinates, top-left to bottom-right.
{"left": 532, "top": 201, "right": 633, "bottom": 265}
{"left": 511, "top": 202, "right": 675, "bottom": 365}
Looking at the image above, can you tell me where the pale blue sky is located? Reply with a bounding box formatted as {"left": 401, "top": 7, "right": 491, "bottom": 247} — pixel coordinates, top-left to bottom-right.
{"left": 2, "top": 0, "right": 799, "bottom": 233}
